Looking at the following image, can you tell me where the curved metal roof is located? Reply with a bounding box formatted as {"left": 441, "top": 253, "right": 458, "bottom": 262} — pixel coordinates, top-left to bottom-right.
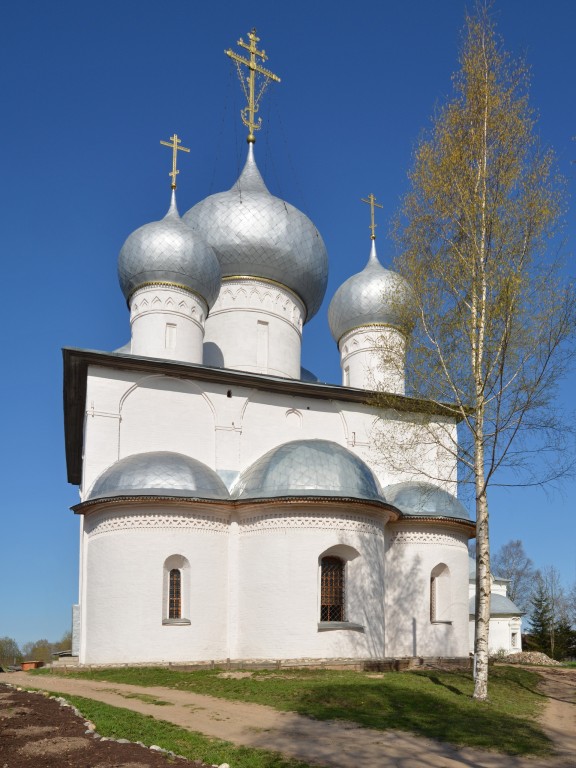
{"left": 118, "top": 191, "right": 221, "bottom": 307}
{"left": 384, "top": 481, "right": 470, "bottom": 521}
{"left": 468, "top": 594, "right": 523, "bottom": 616}
{"left": 232, "top": 439, "right": 384, "bottom": 502}
{"left": 183, "top": 146, "right": 328, "bottom": 321}
{"left": 87, "top": 451, "right": 230, "bottom": 501}
{"left": 328, "top": 241, "right": 414, "bottom": 343}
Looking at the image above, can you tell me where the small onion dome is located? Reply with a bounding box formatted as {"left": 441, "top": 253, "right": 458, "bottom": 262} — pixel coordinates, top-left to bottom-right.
{"left": 384, "top": 481, "right": 470, "bottom": 521}
{"left": 232, "top": 439, "right": 383, "bottom": 502}
{"left": 87, "top": 451, "right": 230, "bottom": 501}
{"left": 118, "top": 191, "right": 221, "bottom": 307}
{"left": 328, "top": 240, "right": 414, "bottom": 344}
{"left": 182, "top": 145, "right": 328, "bottom": 322}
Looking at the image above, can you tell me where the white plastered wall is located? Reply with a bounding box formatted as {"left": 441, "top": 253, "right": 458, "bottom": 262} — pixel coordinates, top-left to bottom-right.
{"left": 234, "top": 503, "right": 388, "bottom": 660}
{"left": 384, "top": 523, "right": 470, "bottom": 657}
{"left": 339, "top": 326, "right": 407, "bottom": 394}
{"left": 80, "top": 503, "right": 228, "bottom": 664}
{"left": 203, "top": 278, "right": 304, "bottom": 379}
{"left": 129, "top": 285, "right": 207, "bottom": 364}
{"left": 78, "top": 364, "right": 465, "bottom": 663}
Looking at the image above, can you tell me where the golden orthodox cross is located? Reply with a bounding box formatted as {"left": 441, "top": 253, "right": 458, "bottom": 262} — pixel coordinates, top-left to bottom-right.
{"left": 160, "top": 134, "right": 190, "bottom": 189}
{"left": 225, "top": 28, "right": 281, "bottom": 143}
{"left": 361, "top": 193, "right": 384, "bottom": 240}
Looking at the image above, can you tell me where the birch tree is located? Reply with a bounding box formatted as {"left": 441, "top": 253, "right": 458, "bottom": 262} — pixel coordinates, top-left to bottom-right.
{"left": 383, "top": 8, "right": 575, "bottom": 699}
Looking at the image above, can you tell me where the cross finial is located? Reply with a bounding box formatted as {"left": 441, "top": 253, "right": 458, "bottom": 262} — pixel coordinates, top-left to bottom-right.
{"left": 160, "top": 134, "right": 190, "bottom": 189}
{"left": 361, "top": 193, "right": 384, "bottom": 240}
{"left": 225, "top": 28, "right": 281, "bottom": 143}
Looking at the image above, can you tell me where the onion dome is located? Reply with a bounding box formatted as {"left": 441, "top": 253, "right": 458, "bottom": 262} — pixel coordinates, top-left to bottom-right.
{"left": 328, "top": 240, "right": 414, "bottom": 344}
{"left": 87, "top": 451, "right": 230, "bottom": 501}
{"left": 384, "top": 481, "right": 470, "bottom": 521}
{"left": 118, "top": 191, "right": 221, "bottom": 307}
{"left": 232, "top": 439, "right": 383, "bottom": 502}
{"left": 182, "top": 146, "right": 328, "bottom": 321}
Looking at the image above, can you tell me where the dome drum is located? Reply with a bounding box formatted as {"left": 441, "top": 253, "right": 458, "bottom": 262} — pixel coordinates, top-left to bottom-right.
{"left": 129, "top": 284, "right": 208, "bottom": 363}
{"left": 202, "top": 275, "right": 305, "bottom": 377}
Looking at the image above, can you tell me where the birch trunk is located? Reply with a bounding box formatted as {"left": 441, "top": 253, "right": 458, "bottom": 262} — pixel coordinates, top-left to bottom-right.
{"left": 473, "top": 440, "right": 490, "bottom": 700}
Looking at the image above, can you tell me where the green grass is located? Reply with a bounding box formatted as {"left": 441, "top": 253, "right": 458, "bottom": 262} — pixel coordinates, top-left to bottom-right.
{"left": 53, "top": 693, "right": 317, "bottom": 768}
{"left": 34, "top": 665, "right": 553, "bottom": 756}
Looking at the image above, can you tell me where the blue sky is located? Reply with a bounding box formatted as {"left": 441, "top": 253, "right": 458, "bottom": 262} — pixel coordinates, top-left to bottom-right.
{"left": 1, "top": 0, "right": 574, "bottom": 647}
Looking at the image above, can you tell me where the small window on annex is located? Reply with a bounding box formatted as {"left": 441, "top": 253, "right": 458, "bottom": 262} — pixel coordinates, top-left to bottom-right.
{"left": 320, "top": 556, "right": 345, "bottom": 622}
{"left": 162, "top": 555, "right": 191, "bottom": 625}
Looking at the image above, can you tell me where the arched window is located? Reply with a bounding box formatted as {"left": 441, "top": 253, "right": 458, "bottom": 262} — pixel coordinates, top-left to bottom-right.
{"left": 430, "top": 563, "right": 451, "bottom": 623}
{"left": 169, "top": 569, "right": 181, "bottom": 620}
{"left": 320, "top": 556, "right": 345, "bottom": 622}
{"left": 162, "top": 555, "right": 190, "bottom": 625}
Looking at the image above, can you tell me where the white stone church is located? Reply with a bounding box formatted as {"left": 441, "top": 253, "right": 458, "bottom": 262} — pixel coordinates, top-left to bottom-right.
{"left": 62, "top": 32, "right": 522, "bottom": 666}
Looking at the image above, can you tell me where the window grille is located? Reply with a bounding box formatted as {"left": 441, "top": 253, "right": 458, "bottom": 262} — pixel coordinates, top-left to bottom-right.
{"left": 321, "top": 556, "right": 344, "bottom": 621}
{"left": 430, "top": 576, "right": 437, "bottom": 622}
{"left": 169, "top": 568, "right": 182, "bottom": 619}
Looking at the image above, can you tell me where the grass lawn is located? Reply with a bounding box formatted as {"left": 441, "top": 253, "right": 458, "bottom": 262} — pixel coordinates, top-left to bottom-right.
{"left": 61, "top": 694, "right": 316, "bottom": 768}
{"left": 34, "top": 665, "right": 552, "bottom": 756}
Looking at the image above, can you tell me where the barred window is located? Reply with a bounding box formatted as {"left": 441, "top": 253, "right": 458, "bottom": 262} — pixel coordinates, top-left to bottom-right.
{"left": 320, "top": 556, "right": 345, "bottom": 622}
{"left": 169, "top": 568, "right": 182, "bottom": 620}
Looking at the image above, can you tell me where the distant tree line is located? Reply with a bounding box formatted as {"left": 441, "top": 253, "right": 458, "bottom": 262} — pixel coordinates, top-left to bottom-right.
{"left": 475, "top": 539, "right": 576, "bottom": 661}
{"left": 0, "top": 630, "right": 72, "bottom": 668}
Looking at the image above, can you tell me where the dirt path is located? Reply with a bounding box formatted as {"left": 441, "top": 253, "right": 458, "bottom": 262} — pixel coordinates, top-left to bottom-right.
{"left": 4, "top": 668, "right": 575, "bottom": 768}
{"left": 536, "top": 667, "right": 576, "bottom": 765}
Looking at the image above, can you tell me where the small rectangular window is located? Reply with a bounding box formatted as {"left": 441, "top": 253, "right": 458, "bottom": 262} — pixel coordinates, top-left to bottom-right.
{"left": 165, "top": 323, "right": 177, "bottom": 350}
{"left": 256, "top": 320, "right": 269, "bottom": 370}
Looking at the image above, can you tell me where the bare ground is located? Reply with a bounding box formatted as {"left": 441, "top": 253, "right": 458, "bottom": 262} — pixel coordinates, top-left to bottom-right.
{"left": 0, "top": 683, "right": 212, "bottom": 768}
{"left": 2, "top": 667, "right": 575, "bottom": 768}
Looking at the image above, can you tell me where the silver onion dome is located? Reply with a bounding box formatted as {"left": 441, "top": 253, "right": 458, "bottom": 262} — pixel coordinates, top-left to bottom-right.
{"left": 118, "top": 191, "right": 221, "bottom": 307}
{"left": 328, "top": 240, "right": 414, "bottom": 344}
{"left": 87, "top": 451, "right": 230, "bottom": 501}
{"left": 182, "top": 146, "right": 328, "bottom": 321}
{"left": 232, "top": 439, "right": 384, "bottom": 502}
{"left": 384, "top": 481, "right": 470, "bottom": 521}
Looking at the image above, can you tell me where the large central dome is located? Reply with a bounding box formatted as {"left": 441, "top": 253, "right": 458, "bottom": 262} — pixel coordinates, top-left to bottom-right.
{"left": 182, "top": 146, "right": 328, "bottom": 321}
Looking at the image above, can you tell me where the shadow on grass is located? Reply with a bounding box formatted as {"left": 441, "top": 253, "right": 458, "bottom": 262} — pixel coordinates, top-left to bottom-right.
{"left": 427, "top": 675, "right": 464, "bottom": 696}
{"left": 291, "top": 676, "right": 552, "bottom": 756}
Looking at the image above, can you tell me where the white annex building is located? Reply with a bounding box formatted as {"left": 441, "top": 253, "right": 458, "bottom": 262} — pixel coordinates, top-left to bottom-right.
{"left": 62, "top": 30, "right": 520, "bottom": 666}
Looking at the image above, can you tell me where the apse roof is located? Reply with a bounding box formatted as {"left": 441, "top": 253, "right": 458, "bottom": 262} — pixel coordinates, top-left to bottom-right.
{"left": 232, "top": 439, "right": 383, "bottom": 503}
{"left": 87, "top": 451, "right": 230, "bottom": 501}
{"left": 384, "top": 481, "right": 470, "bottom": 521}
